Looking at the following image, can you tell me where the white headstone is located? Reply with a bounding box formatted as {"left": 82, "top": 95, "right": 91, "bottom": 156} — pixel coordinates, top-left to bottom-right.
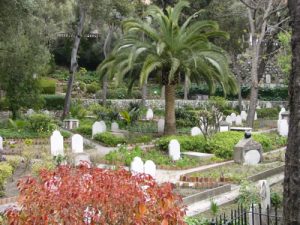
{"left": 191, "top": 127, "right": 202, "bottom": 136}
{"left": 0, "top": 136, "right": 3, "bottom": 150}
{"left": 225, "top": 115, "right": 233, "bottom": 125}
{"left": 258, "top": 180, "right": 271, "bottom": 213}
{"left": 130, "top": 157, "right": 144, "bottom": 174}
{"left": 74, "top": 153, "right": 91, "bottom": 166}
{"left": 100, "top": 121, "right": 107, "bottom": 132}
{"left": 92, "top": 121, "right": 106, "bottom": 138}
{"left": 50, "top": 130, "right": 64, "bottom": 156}
{"left": 168, "top": 140, "right": 180, "bottom": 161}
{"left": 235, "top": 115, "right": 243, "bottom": 126}
{"left": 265, "top": 74, "right": 271, "bottom": 84}
{"left": 71, "top": 134, "right": 83, "bottom": 153}
{"left": 278, "top": 107, "right": 286, "bottom": 120}
{"left": 144, "top": 160, "right": 156, "bottom": 178}
{"left": 157, "top": 119, "right": 165, "bottom": 133}
{"left": 254, "top": 112, "right": 257, "bottom": 120}
{"left": 244, "top": 150, "right": 261, "bottom": 165}
{"left": 241, "top": 111, "right": 247, "bottom": 121}
{"left": 256, "top": 105, "right": 261, "bottom": 109}
{"left": 146, "top": 108, "right": 154, "bottom": 120}
{"left": 230, "top": 113, "right": 237, "bottom": 122}
{"left": 278, "top": 119, "right": 288, "bottom": 137}
{"left": 266, "top": 102, "right": 272, "bottom": 108}
{"left": 111, "top": 122, "right": 119, "bottom": 132}
{"left": 26, "top": 109, "right": 35, "bottom": 116}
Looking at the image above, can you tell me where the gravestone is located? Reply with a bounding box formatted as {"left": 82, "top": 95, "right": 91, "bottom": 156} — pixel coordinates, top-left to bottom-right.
{"left": 225, "top": 115, "right": 233, "bottom": 125}
{"left": 92, "top": 121, "right": 106, "bottom": 138}
{"left": 230, "top": 113, "right": 237, "bottom": 123}
{"left": 100, "top": 121, "right": 107, "bottom": 132}
{"left": 144, "top": 160, "right": 156, "bottom": 178}
{"left": 265, "top": 74, "right": 271, "bottom": 84}
{"left": 278, "top": 119, "right": 288, "bottom": 137}
{"left": 254, "top": 112, "right": 257, "bottom": 120}
{"left": 266, "top": 102, "right": 272, "bottom": 108}
{"left": 191, "top": 127, "right": 202, "bottom": 136}
{"left": 130, "top": 157, "right": 144, "bottom": 174}
{"left": 219, "top": 121, "right": 230, "bottom": 132}
{"left": 157, "top": 119, "right": 165, "bottom": 134}
{"left": 258, "top": 180, "right": 271, "bottom": 213}
{"left": 71, "top": 134, "right": 83, "bottom": 153}
{"left": 0, "top": 136, "right": 3, "bottom": 150}
{"left": 146, "top": 108, "right": 154, "bottom": 120}
{"left": 50, "top": 130, "right": 64, "bottom": 156}
{"left": 235, "top": 115, "right": 243, "bottom": 126}
{"left": 26, "top": 109, "right": 35, "bottom": 116}
{"left": 74, "top": 153, "right": 91, "bottom": 166}
{"left": 234, "top": 133, "right": 263, "bottom": 165}
{"left": 111, "top": 122, "right": 119, "bottom": 132}
{"left": 278, "top": 107, "right": 286, "bottom": 120}
{"left": 168, "top": 139, "right": 180, "bottom": 161}
{"left": 241, "top": 111, "right": 247, "bottom": 121}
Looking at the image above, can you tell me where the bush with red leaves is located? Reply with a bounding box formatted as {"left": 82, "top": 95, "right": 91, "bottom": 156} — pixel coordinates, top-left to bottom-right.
{"left": 5, "top": 164, "right": 186, "bottom": 225}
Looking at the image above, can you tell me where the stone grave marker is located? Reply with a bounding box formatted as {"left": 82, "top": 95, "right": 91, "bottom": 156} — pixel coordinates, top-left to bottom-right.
{"left": 50, "top": 130, "right": 64, "bottom": 156}
{"left": 92, "top": 121, "right": 106, "bottom": 138}
{"left": 74, "top": 153, "right": 91, "bottom": 166}
{"left": 234, "top": 133, "right": 263, "bottom": 165}
{"left": 235, "top": 115, "right": 243, "bottom": 126}
{"left": 100, "top": 121, "right": 107, "bottom": 132}
{"left": 168, "top": 140, "right": 180, "bottom": 161}
{"left": 146, "top": 108, "right": 154, "bottom": 120}
{"left": 265, "top": 74, "right": 271, "bottom": 84}
{"left": 130, "top": 157, "right": 144, "bottom": 174}
{"left": 278, "top": 119, "right": 288, "bottom": 137}
{"left": 219, "top": 121, "right": 230, "bottom": 132}
{"left": 266, "top": 102, "right": 272, "bottom": 108}
{"left": 258, "top": 180, "right": 271, "bottom": 213}
{"left": 230, "top": 113, "right": 237, "bottom": 123}
{"left": 157, "top": 119, "right": 165, "bottom": 133}
{"left": 111, "top": 122, "right": 119, "bottom": 132}
{"left": 241, "top": 111, "right": 247, "bottom": 121}
{"left": 0, "top": 136, "right": 3, "bottom": 150}
{"left": 26, "top": 109, "right": 35, "bottom": 116}
{"left": 278, "top": 107, "right": 286, "bottom": 120}
{"left": 191, "top": 127, "right": 202, "bottom": 136}
{"left": 225, "top": 115, "right": 233, "bottom": 125}
{"left": 254, "top": 111, "right": 257, "bottom": 120}
{"left": 71, "top": 134, "right": 83, "bottom": 153}
{"left": 144, "top": 160, "right": 156, "bottom": 178}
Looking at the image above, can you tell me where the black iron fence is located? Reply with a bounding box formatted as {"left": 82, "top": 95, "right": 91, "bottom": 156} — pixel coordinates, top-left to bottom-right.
{"left": 210, "top": 204, "right": 282, "bottom": 225}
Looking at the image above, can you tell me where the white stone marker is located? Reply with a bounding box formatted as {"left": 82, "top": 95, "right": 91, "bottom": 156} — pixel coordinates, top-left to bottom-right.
{"left": 71, "top": 134, "right": 83, "bottom": 153}
{"left": 278, "top": 107, "right": 286, "bottom": 120}
{"left": 258, "top": 180, "right": 271, "bottom": 210}
{"left": 0, "top": 136, "right": 3, "bottom": 150}
{"left": 111, "top": 122, "right": 119, "bottom": 132}
{"left": 278, "top": 119, "right": 288, "bottom": 137}
{"left": 26, "top": 109, "right": 35, "bottom": 116}
{"left": 265, "top": 74, "right": 271, "bottom": 84}
{"left": 244, "top": 150, "right": 261, "bottom": 165}
{"left": 146, "top": 108, "right": 154, "bottom": 120}
{"left": 266, "top": 102, "right": 272, "bottom": 108}
{"left": 100, "top": 121, "right": 107, "bottom": 132}
{"left": 235, "top": 115, "right": 243, "bottom": 126}
{"left": 144, "top": 160, "right": 156, "bottom": 178}
{"left": 50, "top": 130, "right": 64, "bottom": 156}
{"left": 191, "top": 127, "right": 202, "bottom": 136}
{"left": 241, "top": 111, "right": 247, "bottom": 121}
{"left": 254, "top": 111, "right": 257, "bottom": 120}
{"left": 92, "top": 121, "right": 106, "bottom": 138}
{"left": 168, "top": 140, "right": 180, "bottom": 161}
{"left": 157, "top": 119, "right": 165, "bottom": 133}
{"left": 130, "top": 157, "right": 144, "bottom": 174}
{"left": 230, "top": 113, "right": 237, "bottom": 123}
{"left": 225, "top": 115, "right": 233, "bottom": 125}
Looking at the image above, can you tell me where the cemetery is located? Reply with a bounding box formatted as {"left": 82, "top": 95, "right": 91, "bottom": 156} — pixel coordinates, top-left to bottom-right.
{"left": 1, "top": 0, "right": 299, "bottom": 224}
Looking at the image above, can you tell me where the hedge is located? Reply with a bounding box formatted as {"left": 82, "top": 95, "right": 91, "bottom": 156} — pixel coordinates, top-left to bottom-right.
{"left": 257, "top": 108, "right": 280, "bottom": 119}
{"left": 94, "top": 132, "right": 126, "bottom": 147}
{"left": 40, "top": 78, "right": 56, "bottom": 94}
{"left": 42, "top": 95, "right": 65, "bottom": 110}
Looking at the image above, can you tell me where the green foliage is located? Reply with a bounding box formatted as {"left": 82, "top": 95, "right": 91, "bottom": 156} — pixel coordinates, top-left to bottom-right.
{"left": 271, "top": 192, "right": 282, "bottom": 208}
{"left": 175, "top": 108, "right": 198, "bottom": 127}
{"left": 237, "top": 180, "right": 259, "bottom": 208}
{"left": 94, "top": 132, "right": 126, "bottom": 147}
{"left": 0, "top": 128, "right": 49, "bottom": 139}
{"left": 74, "top": 125, "right": 92, "bottom": 136}
{"left": 185, "top": 217, "right": 210, "bottom": 225}
{"left": 42, "top": 95, "right": 65, "bottom": 110}
{"left": 70, "top": 101, "right": 87, "bottom": 119}
{"left": 276, "top": 32, "right": 291, "bottom": 77}
{"left": 0, "top": 162, "right": 13, "bottom": 197}
{"left": 256, "top": 108, "right": 279, "bottom": 120}
{"left": 210, "top": 200, "right": 219, "bottom": 216}
{"left": 26, "top": 113, "right": 53, "bottom": 133}
{"left": 5, "top": 155, "right": 22, "bottom": 171}
{"left": 40, "top": 78, "right": 56, "bottom": 94}
{"left": 31, "top": 159, "right": 56, "bottom": 177}
{"left": 86, "top": 82, "right": 100, "bottom": 94}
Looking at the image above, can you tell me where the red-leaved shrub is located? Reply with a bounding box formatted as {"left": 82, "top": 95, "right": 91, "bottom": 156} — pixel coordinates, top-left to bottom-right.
{"left": 5, "top": 164, "right": 186, "bottom": 224}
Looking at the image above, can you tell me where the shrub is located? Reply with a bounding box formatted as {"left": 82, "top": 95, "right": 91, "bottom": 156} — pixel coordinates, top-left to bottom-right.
{"left": 4, "top": 155, "right": 22, "bottom": 171}
{"left": 257, "top": 108, "right": 279, "bottom": 119}
{"left": 271, "top": 192, "right": 282, "bottom": 208}
{"left": 26, "top": 113, "right": 53, "bottom": 133}
{"left": 70, "top": 101, "right": 87, "bottom": 119}
{"left": 40, "top": 78, "right": 56, "bottom": 94}
{"left": 156, "top": 135, "right": 207, "bottom": 152}
{"left": 86, "top": 82, "right": 100, "bottom": 94}
{"left": 5, "top": 165, "right": 186, "bottom": 224}
{"left": 94, "top": 132, "right": 126, "bottom": 147}
{"left": 0, "top": 162, "right": 13, "bottom": 197}
{"left": 74, "top": 125, "right": 92, "bottom": 136}
{"left": 0, "top": 98, "right": 8, "bottom": 110}
{"left": 42, "top": 95, "right": 65, "bottom": 110}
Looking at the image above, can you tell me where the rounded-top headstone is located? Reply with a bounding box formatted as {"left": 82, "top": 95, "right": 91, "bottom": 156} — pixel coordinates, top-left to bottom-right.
{"left": 225, "top": 115, "right": 233, "bottom": 125}
{"left": 241, "top": 111, "right": 247, "bottom": 121}
{"left": 244, "top": 150, "right": 261, "bottom": 165}
{"left": 111, "top": 122, "right": 119, "bottom": 132}
{"left": 130, "top": 157, "right": 144, "bottom": 174}
{"left": 50, "top": 130, "right": 64, "bottom": 156}
{"left": 146, "top": 108, "right": 154, "bottom": 120}
{"left": 71, "top": 134, "right": 84, "bottom": 153}
{"left": 191, "top": 127, "right": 202, "bottom": 136}
{"left": 157, "top": 119, "right": 165, "bottom": 133}
{"left": 235, "top": 115, "right": 242, "bottom": 126}
{"left": 144, "top": 160, "right": 156, "bottom": 178}
{"left": 230, "top": 113, "right": 237, "bottom": 122}
{"left": 168, "top": 139, "right": 180, "bottom": 161}
{"left": 0, "top": 136, "right": 3, "bottom": 150}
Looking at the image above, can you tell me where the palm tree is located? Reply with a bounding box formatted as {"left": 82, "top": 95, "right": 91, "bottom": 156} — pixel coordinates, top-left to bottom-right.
{"left": 97, "top": 0, "right": 237, "bottom": 135}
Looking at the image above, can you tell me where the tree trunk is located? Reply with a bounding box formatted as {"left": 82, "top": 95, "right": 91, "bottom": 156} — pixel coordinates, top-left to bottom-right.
{"left": 102, "top": 25, "right": 113, "bottom": 105}
{"left": 142, "top": 81, "right": 147, "bottom": 106}
{"left": 161, "top": 85, "right": 165, "bottom": 99}
{"left": 232, "top": 55, "right": 243, "bottom": 112}
{"left": 62, "top": 3, "right": 85, "bottom": 119}
{"left": 183, "top": 76, "right": 189, "bottom": 100}
{"left": 164, "top": 84, "right": 176, "bottom": 135}
{"left": 283, "top": 1, "right": 300, "bottom": 223}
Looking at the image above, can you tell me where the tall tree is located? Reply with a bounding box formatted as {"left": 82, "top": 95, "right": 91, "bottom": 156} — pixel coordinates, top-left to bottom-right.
{"left": 98, "top": 1, "right": 237, "bottom": 134}
{"left": 283, "top": 0, "right": 300, "bottom": 223}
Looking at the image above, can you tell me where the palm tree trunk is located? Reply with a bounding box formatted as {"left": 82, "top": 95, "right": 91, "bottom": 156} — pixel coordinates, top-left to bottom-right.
{"left": 183, "top": 76, "right": 189, "bottom": 100}
{"left": 62, "top": 3, "right": 85, "bottom": 119}
{"left": 164, "top": 84, "right": 176, "bottom": 135}
{"left": 283, "top": 1, "right": 300, "bottom": 223}
{"left": 141, "top": 81, "right": 147, "bottom": 106}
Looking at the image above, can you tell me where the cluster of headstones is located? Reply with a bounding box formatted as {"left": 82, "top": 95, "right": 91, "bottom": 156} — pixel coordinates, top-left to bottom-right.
{"left": 130, "top": 157, "right": 156, "bottom": 178}
{"left": 277, "top": 107, "right": 288, "bottom": 137}
{"left": 225, "top": 111, "right": 255, "bottom": 126}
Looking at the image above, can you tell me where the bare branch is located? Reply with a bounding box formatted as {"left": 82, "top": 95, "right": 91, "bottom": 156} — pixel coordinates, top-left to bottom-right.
{"left": 240, "top": 0, "right": 258, "bottom": 10}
